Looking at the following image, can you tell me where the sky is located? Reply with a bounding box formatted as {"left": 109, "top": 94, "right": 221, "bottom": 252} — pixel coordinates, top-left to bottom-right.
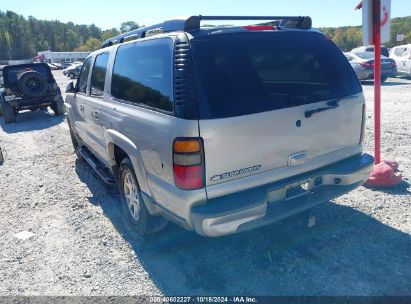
{"left": 0, "top": 0, "right": 410, "bottom": 30}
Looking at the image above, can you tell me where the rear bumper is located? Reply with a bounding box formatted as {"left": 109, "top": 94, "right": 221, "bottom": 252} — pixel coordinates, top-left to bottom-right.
{"left": 7, "top": 95, "right": 62, "bottom": 109}
{"left": 191, "top": 153, "right": 374, "bottom": 237}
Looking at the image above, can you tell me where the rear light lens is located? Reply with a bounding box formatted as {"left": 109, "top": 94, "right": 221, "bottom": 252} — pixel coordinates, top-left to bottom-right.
{"left": 359, "top": 62, "right": 373, "bottom": 69}
{"left": 360, "top": 104, "right": 366, "bottom": 144}
{"left": 173, "top": 138, "right": 204, "bottom": 190}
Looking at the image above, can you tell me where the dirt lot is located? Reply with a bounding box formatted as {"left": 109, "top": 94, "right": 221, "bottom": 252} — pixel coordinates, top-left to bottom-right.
{"left": 0, "top": 71, "right": 410, "bottom": 296}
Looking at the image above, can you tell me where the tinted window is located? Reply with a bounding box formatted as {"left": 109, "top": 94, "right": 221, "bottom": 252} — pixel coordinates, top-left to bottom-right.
{"left": 90, "top": 53, "right": 109, "bottom": 97}
{"left": 191, "top": 32, "right": 362, "bottom": 119}
{"left": 111, "top": 38, "right": 173, "bottom": 112}
{"left": 77, "top": 58, "right": 92, "bottom": 94}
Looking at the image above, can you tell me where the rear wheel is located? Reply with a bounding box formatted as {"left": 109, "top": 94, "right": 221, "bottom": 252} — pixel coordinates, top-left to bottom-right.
{"left": 0, "top": 100, "right": 16, "bottom": 124}
{"left": 119, "top": 158, "right": 168, "bottom": 235}
{"left": 51, "top": 96, "right": 64, "bottom": 116}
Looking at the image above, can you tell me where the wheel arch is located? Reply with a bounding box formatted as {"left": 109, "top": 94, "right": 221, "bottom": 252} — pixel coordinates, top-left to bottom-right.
{"left": 105, "top": 129, "right": 150, "bottom": 195}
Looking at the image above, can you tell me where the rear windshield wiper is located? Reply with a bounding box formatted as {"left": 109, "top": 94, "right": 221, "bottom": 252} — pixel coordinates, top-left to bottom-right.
{"left": 305, "top": 99, "right": 339, "bottom": 118}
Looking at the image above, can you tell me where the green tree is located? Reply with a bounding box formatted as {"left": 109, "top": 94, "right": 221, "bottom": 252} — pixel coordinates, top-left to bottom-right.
{"left": 120, "top": 21, "right": 140, "bottom": 34}
{"left": 75, "top": 37, "right": 101, "bottom": 52}
{"left": 102, "top": 28, "right": 120, "bottom": 41}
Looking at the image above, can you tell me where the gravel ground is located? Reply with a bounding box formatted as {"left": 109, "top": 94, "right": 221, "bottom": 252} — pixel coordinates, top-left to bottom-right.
{"left": 0, "top": 71, "right": 410, "bottom": 296}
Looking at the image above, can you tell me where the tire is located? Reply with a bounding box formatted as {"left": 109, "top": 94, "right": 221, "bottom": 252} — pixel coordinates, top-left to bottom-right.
{"left": 0, "top": 100, "right": 16, "bottom": 124}
{"left": 51, "top": 96, "right": 65, "bottom": 116}
{"left": 69, "top": 73, "right": 76, "bottom": 79}
{"left": 18, "top": 71, "right": 48, "bottom": 97}
{"left": 381, "top": 76, "right": 387, "bottom": 83}
{"left": 119, "top": 158, "right": 168, "bottom": 235}
{"left": 68, "top": 121, "right": 84, "bottom": 160}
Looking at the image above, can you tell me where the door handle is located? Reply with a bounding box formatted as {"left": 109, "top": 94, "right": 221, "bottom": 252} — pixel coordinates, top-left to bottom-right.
{"left": 80, "top": 104, "right": 84, "bottom": 111}
{"left": 93, "top": 110, "right": 100, "bottom": 119}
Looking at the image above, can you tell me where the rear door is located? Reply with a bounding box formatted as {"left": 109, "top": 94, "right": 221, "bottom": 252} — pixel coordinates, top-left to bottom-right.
{"left": 392, "top": 47, "right": 409, "bottom": 74}
{"left": 191, "top": 31, "right": 363, "bottom": 186}
{"left": 403, "top": 48, "right": 411, "bottom": 75}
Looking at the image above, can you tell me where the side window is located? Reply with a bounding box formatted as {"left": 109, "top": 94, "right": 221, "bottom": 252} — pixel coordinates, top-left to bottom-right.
{"left": 90, "top": 53, "right": 109, "bottom": 97}
{"left": 77, "top": 58, "right": 92, "bottom": 94}
{"left": 111, "top": 38, "right": 173, "bottom": 112}
{"left": 394, "top": 47, "right": 406, "bottom": 57}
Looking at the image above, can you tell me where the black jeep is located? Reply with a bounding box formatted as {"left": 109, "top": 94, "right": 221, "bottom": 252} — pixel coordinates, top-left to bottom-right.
{"left": 0, "top": 63, "right": 64, "bottom": 124}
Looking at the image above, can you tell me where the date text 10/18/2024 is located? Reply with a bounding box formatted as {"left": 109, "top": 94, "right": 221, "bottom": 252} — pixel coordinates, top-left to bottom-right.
{"left": 149, "top": 296, "right": 258, "bottom": 303}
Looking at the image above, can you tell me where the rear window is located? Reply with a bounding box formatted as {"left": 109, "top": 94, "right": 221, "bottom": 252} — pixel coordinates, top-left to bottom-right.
{"left": 191, "top": 31, "right": 362, "bottom": 119}
{"left": 355, "top": 52, "right": 374, "bottom": 60}
{"left": 4, "top": 65, "right": 51, "bottom": 87}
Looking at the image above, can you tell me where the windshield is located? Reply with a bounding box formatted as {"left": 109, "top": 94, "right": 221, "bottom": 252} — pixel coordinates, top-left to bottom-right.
{"left": 191, "top": 31, "right": 361, "bottom": 119}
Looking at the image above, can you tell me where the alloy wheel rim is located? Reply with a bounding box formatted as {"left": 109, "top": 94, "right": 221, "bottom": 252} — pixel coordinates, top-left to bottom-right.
{"left": 123, "top": 172, "right": 140, "bottom": 221}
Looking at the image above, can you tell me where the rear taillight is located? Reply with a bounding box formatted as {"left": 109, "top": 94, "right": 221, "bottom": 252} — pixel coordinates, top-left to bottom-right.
{"left": 360, "top": 104, "right": 366, "bottom": 144}
{"left": 359, "top": 62, "right": 373, "bottom": 69}
{"left": 173, "top": 138, "right": 204, "bottom": 190}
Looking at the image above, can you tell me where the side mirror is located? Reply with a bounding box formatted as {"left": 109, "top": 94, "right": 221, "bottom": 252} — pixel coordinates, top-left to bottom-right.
{"left": 66, "top": 81, "right": 76, "bottom": 93}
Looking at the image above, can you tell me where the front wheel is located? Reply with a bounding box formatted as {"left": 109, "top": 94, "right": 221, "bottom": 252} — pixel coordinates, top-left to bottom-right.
{"left": 69, "top": 73, "right": 76, "bottom": 79}
{"left": 119, "top": 158, "right": 168, "bottom": 235}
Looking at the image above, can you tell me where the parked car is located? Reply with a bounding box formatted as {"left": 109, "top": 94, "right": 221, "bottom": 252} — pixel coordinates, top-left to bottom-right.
{"left": 344, "top": 52, "right": 397, "bottom": 82}
{"left": 63, "top": 64, "right": 82, "bottom": 79}
{"left": 62, "top": 63, "right": 74, "bottom": 69}
{"left": 0, "top": 63, "right": 64, "bottom": 123}
{"left": 65, "top": 16, "right": 373, "bottom": 237}
{"left": 351, "top": 45, "right": 390, "bottom": 57}
{"left": 46, "top": 63, "right": 59, "bottom": 70}
{"left": 51, "top": 62, "right": 63, "bottom": 70}
{"left": 389, "top": 44, "right": 411, "bottom": 77}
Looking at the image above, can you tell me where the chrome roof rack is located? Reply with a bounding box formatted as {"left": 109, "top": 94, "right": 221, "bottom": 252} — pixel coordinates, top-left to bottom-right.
{"left": 101, "top": 15, "right": 312, "bottom": 48}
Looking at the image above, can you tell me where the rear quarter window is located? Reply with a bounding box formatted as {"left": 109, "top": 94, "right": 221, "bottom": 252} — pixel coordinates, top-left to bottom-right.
{"left": 191, "top": 31, "right": 362, "bottom": 119}
{"left": 111, "top": 38, "right": 173, "bottom": 112}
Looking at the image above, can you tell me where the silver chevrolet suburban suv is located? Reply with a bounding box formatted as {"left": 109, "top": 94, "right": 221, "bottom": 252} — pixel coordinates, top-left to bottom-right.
{"left": 65, "top": 16, "right": 374, "bottom": 237}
